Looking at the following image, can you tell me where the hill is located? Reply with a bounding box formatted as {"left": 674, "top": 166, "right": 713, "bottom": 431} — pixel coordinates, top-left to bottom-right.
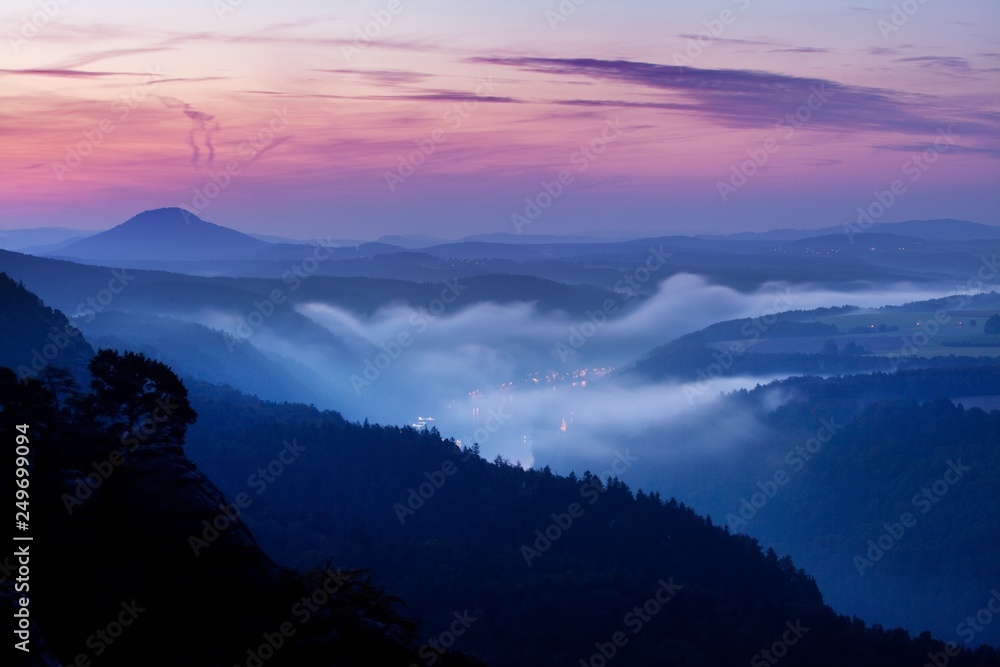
{"left": 51, "top": 208, "right": 271, "bottom": 262}
{"left": 0, "top": 272, "right": 94, "bottom": 382}
{"left": 718, "top": 219, "right": 1000, "bottom": 242}
{"left": 80, "top": 310, "right": 324, "bottom": 405}
{"left": 622, "top": 368, "right": 1000, "bottom": 645}
{"left": 0, "top": 226, "right": 98, "bottom": 253}
{"left": 0, "top": 279, "right": 480, "bottom": 666}
{"left": 10, "top": 210, "right": 996, "bottom": 293}
{"left": 623, "top": 294, "right": 1000, "bottom": 383}
{"left": 3, "top": 270, "right": 998, "bottom": 665}
{"left": 182, "top": 379, "right": 1000, "bottom": 665}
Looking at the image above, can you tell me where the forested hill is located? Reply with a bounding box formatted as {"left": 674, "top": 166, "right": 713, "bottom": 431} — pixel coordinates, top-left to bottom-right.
{"left": 0, "top": 272, "right": 93, "bottom": 382}
{"left": 602, "top": 365, "right": 1000, "bottom": 646}
{"left": 624, "top": 295, "right": 1000, "bottom": 383}
{"left": 0, "top": 276, "right": 480, "bottom": 666}
{"left": 2, "top": 276, "right": 998, "bottom": 665}
{"left": 184, "top": 380, "right": 1000, "bottom": 666}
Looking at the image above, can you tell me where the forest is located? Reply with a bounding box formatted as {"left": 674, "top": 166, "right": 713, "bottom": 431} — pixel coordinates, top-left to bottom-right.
{"left": 2, "top": 273, "right": 999, "bottom": 665}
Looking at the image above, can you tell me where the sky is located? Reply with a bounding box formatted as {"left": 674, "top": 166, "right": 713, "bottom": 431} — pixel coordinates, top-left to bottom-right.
{"left": 1, "top": 0, "right": 998, "bottom": 238}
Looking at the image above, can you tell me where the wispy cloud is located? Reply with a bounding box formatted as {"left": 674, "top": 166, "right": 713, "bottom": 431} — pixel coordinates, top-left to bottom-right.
{"left": 873, "top": 142, "right": 1000, "bottom": 158}
{"left": 239, "top": 89, "right": 520, "bottom": 105}
{"left": 769, "top": 47, "right": 829, "bottom": 54}
{"left": 54, "top": 46, "right": 174, "bottom": 70}
{"left": 468, "top": 56, "right": 1000, "bottom": 138}
{"left": 0, "top": 68, "right": 147, "bottom": 78}
{"left": 895, "top": 56, "right": 1000, "bottom": 76}
{"left": 316, "top": 69, "right": 430, "bottom": 85}
{"left": 676, "top": 35, "right": 831, "bottom": 54}
{"left": 354, "top": 90, "right": 520, "bottom": 104}
{"left": 897, "top": 56, "right": 973, "bottom": 69}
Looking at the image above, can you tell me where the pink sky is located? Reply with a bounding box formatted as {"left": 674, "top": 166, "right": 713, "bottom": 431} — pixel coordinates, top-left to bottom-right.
{"left": 1, "top": 0, "right": 998, "bottom": 237}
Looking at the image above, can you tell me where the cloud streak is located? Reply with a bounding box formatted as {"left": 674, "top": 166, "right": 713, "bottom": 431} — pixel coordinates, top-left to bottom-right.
{"left": 0, "top": 68, "right": 150, "bottom": 78}
{"left": 468, "top": 56, "right": 999, "bottom": 138}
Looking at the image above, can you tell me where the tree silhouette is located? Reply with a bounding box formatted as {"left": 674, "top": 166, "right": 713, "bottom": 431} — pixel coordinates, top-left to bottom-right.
{"left": 0, "top": 366, "right": 58, "bottom": 430}
{"left": 842, "top": 341, "right": 866, "bottom": 356}
{"left": 87, "top": 349, "right": 197, "bottom": 451}
{"left": 39, "top": 366, "right": 79, "bottom": 414}
{"left": 985, "top": 314, "right": 1000, "bottom": 335}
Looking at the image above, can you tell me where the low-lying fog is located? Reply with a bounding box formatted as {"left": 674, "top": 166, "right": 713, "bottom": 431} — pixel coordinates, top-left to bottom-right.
{"left": 233, "top": 273, "right": 963, "bottom": 475}
{"left": 185, "top": 272, "right": 993, "bottom": 642}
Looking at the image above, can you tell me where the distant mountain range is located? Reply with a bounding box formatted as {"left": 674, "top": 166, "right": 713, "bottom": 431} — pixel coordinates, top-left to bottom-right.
{"left": 8, "top": 209, "right": 997, "bottom": 266}
{"left": 0, "top": 207, "right": 992, "bottom": 293}
{"left": 0, "top": 226, "right": 97, "bottom": 253}
{"left": 707, "top": 218, "right": 1000, "bottom": 242}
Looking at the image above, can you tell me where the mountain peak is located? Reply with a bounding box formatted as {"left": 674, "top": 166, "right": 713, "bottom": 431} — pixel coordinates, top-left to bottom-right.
{"left": 122, "top": 207, "right": 207, "bottom": 227}
{"left": 52, "top": 208, "right": 270, "bottom": 262}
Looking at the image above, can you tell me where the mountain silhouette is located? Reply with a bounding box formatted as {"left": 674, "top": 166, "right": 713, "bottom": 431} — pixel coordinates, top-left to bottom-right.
{"left": 0, "top": 272, "right": 94, "bottom": 382}
{"left": 52, "top": 208, "right": 270, "bottom": 262}
{"left": 716, "top": 218, "right": 1000, "bottom": 241}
